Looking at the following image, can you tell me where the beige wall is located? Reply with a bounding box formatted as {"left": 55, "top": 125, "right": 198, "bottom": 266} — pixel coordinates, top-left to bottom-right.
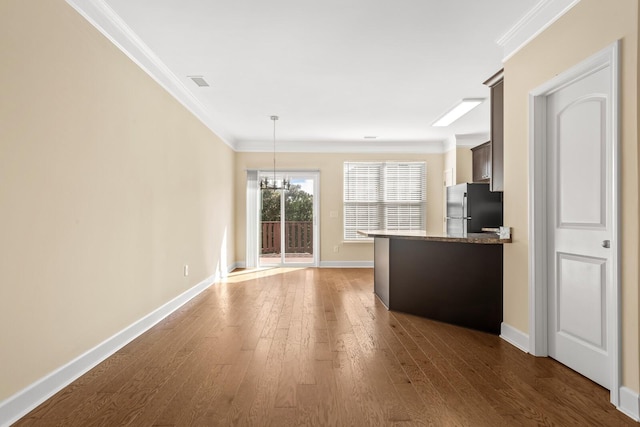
{"left": 234, "top": 152, "right": 444, "bottom": 264}
{"left": 0, "top": 0, "right": 235, "bottom": 400}
{"left": 503, "top": 0, "right": 639, "bottom": 391}
{"left": 456, "top": 147, "right": 473, "bottom": 184}
{"left": 443, "top": 147, "right": 473, "bottom": 185}
{"left": 443, "top": 146, "right": 473, "bottom": 233}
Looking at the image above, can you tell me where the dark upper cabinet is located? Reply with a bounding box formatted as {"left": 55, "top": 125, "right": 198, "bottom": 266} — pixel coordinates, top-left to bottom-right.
{"left": 472, "top": 141, "right": 491, "bottom": 183}
{"left": 484, "top": 69, "right": 504, "bottom": 192}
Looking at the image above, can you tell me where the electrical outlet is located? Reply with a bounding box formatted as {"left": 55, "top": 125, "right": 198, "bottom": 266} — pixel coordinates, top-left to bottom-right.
{"left": 184, "top": 265, "right": 189, "bottom": 277}
{"left": 333, "top": 245, "right": 340, "bottom": 253}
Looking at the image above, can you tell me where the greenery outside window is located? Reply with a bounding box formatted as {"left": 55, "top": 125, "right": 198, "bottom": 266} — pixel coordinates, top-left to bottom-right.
{"left": 343, "top": 161, "right": 426, "bottom": 240}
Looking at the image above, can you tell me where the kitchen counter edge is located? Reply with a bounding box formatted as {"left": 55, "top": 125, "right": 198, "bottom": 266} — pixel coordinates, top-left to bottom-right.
{"left": 358, "top": 230, "right": 512, "bottom": 244}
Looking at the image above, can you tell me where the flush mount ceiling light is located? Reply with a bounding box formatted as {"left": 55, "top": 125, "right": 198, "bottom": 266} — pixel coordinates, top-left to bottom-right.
{"left": 260, "top": 116, "right": 290, "bottom": 191}
{"left": 188, "top": 76, "right": 209, "bottom": 87}
{"left": 432, "top": 98, "right": 485, "bottom": 127}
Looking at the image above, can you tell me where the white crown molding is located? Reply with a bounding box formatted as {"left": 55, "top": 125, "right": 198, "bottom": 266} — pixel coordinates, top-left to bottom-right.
{"left": 497, "top": 0, "right": 581, "bottom": 62}
{"left": 64, "top": 0, "right": 236, "bottom": 149}
{"left": 443, "top": 133, "right": 490, "bottom": 153}
{"left": 235, "top": 139, "right": 448, "bottom": 154}
{"left": 455, "top": 133, "right": 490, "bottom": 148}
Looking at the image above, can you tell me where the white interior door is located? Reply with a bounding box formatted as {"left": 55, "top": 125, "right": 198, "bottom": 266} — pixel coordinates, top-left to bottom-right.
{"left": 546, "top": 65, "right": 613, "bottom": 389}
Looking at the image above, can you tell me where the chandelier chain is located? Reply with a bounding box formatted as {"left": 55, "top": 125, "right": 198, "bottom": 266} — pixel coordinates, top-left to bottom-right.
{"left": 260, "top": 115, "right": 289, "bottom": 191}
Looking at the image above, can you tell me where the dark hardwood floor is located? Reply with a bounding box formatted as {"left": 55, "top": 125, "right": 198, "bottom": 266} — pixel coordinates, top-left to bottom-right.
{"left": 14, "top": 268, "right": 636, "bottom": 426}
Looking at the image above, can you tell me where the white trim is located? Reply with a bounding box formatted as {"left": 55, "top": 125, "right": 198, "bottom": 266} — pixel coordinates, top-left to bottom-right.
{"left": 235, "top": 139, "right": 448, "bottom": 154}
{"left": 245, "top": 170, "right": 259, "bottom": 269}
{"left": 64, "top": 0, "right": 235, "bottom": 149}
{"left": 497, "top": 0, "right": 581, "bottom": 62}
{"left": 500, "top": 323, "right": 530, "bottom": 353}
{"left": 319, "top": 261, "right": 374, "bottom": 268}
{"left": 528, "top": 41, "right": 621, "bottom": 406}
{"left": 454, "top": 133, "right": 490, "bottom": 148}
{"left": 312, "top": 173, "right": 321, "bottom": 267}
{"left": 0, "top": 274, "right": 216, "bottom": 427}
{"left": 528, "top": 91, "right": 549, "bottom": 357}
{"left": 228, "top": 262, "right": 245, "bottom": 271}
{"left": 618, "top": 387, "right": 640, "bottom": 421}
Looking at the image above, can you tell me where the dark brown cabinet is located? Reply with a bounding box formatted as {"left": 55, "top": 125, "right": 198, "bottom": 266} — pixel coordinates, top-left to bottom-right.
{"left": 484, "top": 69, "right": 504, "bottom": 192}
{"left": 373, "top": 236, "right": 504, "bottom": 334}
{"left": 472, "top": 141, "right": 491, "bottom": 183}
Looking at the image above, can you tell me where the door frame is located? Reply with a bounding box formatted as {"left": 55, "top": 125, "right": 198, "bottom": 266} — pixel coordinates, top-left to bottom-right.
{"left": 528, "top": 41, "right": 620, "bottom": 404}
{"left": 254, "top": 170, "right": 320, "bottom": 267}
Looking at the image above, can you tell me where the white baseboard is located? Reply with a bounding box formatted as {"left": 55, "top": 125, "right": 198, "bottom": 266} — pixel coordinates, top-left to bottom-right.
{"left": 619, "top": 386, "right": 640, "bottom": 421}
{"left": 231, "top": 262, "right": 246, "bottom": 270}
{"left": 500, "top": 322, "right": 530, "bottom": 353}
{"left": 319, "top": 261, "right": 374, "bottom": 268}
{"left": 0, "top": 274, "right": 216, "bottom": 427}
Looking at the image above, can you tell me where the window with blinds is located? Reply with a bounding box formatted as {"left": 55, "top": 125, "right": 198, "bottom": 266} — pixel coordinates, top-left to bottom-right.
{"left": 343, "top": 161, "right": 426, "bottom": 240}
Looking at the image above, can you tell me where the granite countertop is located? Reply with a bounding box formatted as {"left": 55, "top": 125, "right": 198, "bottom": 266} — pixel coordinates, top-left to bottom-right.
{"left": 357, "top": 229, "right": 512, "bottom": 244}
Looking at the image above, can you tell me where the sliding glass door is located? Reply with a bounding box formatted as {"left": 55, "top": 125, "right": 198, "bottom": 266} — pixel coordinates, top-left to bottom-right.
{"left": 258, "top": 172, "right": 318, "bottom": 267}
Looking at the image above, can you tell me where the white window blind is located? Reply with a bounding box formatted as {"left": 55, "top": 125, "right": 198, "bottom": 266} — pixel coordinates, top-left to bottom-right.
{"left": 344, "top": 161, "right": 426, "bottom": 240}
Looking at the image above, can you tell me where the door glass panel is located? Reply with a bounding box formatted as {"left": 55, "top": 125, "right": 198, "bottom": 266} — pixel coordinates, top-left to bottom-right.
{"left": 284, "top": 178, "right": 314, "bottom": 264}
{"left": 260, "top": 187, "right": 281, "bottom": 265}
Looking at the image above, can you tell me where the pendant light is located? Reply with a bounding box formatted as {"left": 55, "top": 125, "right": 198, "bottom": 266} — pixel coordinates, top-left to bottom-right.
{"left": 260, "top": 115, "right": 290, "bottom": 190}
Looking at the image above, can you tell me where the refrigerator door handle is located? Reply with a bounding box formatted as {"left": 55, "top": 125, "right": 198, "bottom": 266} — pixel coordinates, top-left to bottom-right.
{"left": 463, "top": 193, "right": 468, "bottom": 217}
{"left": 463, "top": 194, "right": 468, "bottom": 235}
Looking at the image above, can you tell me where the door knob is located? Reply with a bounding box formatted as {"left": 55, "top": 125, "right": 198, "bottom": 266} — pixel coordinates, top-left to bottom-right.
{"left": 602, "top": 240, "right": 611, "bottom": 248}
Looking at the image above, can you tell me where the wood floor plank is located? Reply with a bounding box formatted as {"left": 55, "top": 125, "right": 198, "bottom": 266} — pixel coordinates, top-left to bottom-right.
{"left": 298, "top": 299, "right": 319, "bottom": 385}
{"left": 183, "top": 363, "right": 229, "bottom": 426}
{"left": 150, "top": 337, "right": 222, "bottom": 426}
{"left": 13, "top": 268, "right": 637, "bottom": 427}
{"left": 24, "top": 353, "right": 132, "bottom": 425}
{"left": 274, "top": 283, "right": 304, "bottom": 408}
{"left": 421, "top": 317, "right": 593, "bottom": 426}
{"left": 223, "top": 337, "right": 273, "bottom": 425}
{"left": 244, "top": 327, "right": 288, "bottom": 425}
{"left": 390, "top": 314, "right": 509, "bottom": 425}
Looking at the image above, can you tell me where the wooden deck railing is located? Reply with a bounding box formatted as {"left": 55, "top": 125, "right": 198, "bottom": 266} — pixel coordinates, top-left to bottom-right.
{"left": 261, "top": 221, "right": 313, "bottom": 254}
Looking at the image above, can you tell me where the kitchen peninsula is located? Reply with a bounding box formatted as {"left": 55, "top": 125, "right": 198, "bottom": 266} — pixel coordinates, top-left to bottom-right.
{"left": 360, "top": 230, "right": 511, "bottom": 334}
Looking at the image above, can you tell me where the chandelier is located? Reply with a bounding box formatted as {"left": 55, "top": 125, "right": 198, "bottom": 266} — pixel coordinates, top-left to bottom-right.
{"left": 260, "top": 115, "right": 290, "bottom": 191}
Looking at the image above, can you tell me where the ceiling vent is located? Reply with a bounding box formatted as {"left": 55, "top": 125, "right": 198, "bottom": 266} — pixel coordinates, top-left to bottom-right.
{"left": 188, "top": 76, "right": 209, "bottom": 87}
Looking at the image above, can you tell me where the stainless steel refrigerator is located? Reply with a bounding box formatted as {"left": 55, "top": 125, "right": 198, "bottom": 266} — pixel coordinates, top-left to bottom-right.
{"left": 446, "top": 183, "right": 503, "bottom": 235}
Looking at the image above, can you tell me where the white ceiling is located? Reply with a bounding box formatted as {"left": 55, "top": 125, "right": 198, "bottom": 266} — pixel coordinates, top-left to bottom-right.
{"left": 93, "top": 0, "right": 541, "bottom": 151}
